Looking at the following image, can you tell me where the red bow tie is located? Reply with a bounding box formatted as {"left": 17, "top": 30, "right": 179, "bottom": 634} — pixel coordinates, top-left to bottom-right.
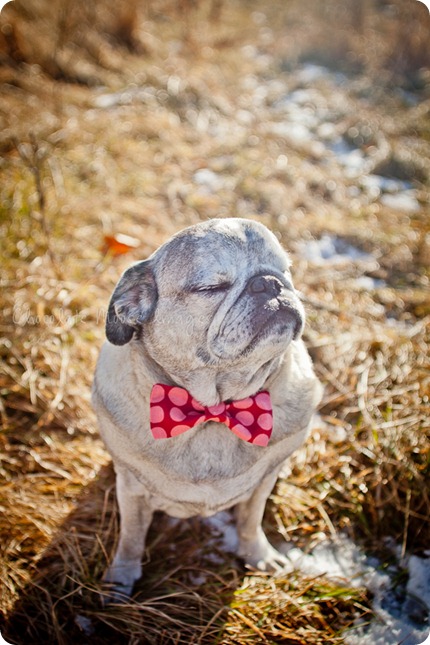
{"left": 150, "top": 384, "right": 273, "bottom": 446}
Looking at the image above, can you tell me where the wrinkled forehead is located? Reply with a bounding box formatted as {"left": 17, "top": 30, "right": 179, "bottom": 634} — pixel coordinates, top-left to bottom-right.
{"left": 156, "top": 221, "right": 291, "bottom": 286}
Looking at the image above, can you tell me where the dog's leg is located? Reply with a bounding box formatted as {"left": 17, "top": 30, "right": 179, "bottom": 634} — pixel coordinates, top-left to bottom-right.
{"left": 103, "top": 468, "right": 153, "bottom": 600}
{"left": 235, "top": 469, "right": 287, "bottom": 571}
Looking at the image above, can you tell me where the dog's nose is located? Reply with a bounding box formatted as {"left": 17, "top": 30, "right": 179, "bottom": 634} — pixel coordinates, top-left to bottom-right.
{"left": 247, "top": 275, "right": 283, "bottom": 296}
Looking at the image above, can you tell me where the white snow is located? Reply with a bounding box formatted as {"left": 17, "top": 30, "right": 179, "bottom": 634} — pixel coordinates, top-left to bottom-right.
{"left": 284, "top": 538, "right": 372, "bottom": 582}
{"left": 329, "top": 137, "right": 371, "bottom": 175}
{"left": 282, "top": 538, "right": 430, "bottom": 645}
{"left": 407, "top": 556, "right": 430, "bottom": 613}
{"left": 267, "top": 121, "right": 313, "bottom": 142}
{"left": 193, "top": 168, "right": 225, "bottom": 193}
{"left": 380, "top": 192, "right": 421, "bottom": 213}
{"left": 204, "top": 511, "right": 239, "bottom": 555}
{"left": 359, "top": 175, "right": 420, "bottom": 212}
{"left": 297, "top": 234, "right": 376, "bottom": 265}
{"left": 296, "top": 64, "right": 331, "bottom": 84}
{"left": 202, "top": 515, "right": 430, "bottom": 645}
{"left": 361, "top": 174, "right": 413, "bottom": 195}
{"left": 352, "top": 276, "right": 386, "bottom": 291}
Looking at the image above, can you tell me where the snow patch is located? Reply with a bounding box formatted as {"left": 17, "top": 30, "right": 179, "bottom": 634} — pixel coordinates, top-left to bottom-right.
{"left": 198, "top": 514, "right": 430, "bottom": 644}
{"left": 298, "top": 234, "right": 376, "bottom": 265}
{"left": 359, "top": 175, "right": 420, "bottom": 212}
{"left": 204, "top": 511, "right": 239, "bottom": 555}
{"left": 193, "top": 168, "right": 225, "bottom": 193}
{"left": 283, "top": 538, "right": 430, "bottom": 645}
{"left": 380, "top": 192, "right": 421, "bottom": 213}
{"left": 296, "top": 64, "right": 331, "bottom": 84}
{"left": 352, "top": 276, "right": 386, "bottom": 291}
{"left": 329, "top": 137, "right": 371, "bottom": 176}
{"left": 361, "top": 174, "right": 413, "bottom": 195}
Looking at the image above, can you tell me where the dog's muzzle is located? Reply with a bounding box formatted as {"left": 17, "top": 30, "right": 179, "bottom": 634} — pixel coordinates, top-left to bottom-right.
{"left": 246, "top": 274, "right": 303, "bottom": 337}
{"left": 211, "top": 273, "right": 304, "bottom": 360}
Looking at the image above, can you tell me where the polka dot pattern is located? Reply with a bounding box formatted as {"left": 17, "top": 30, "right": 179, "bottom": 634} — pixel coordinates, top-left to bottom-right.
{"left": 149, "top": 384, "right": 273, "bottom": 446}
{"left": 150, "top": 405, "right": 164, "bottom": 424}
{"left": 150, "top": 384, "right": 165, "bottom": 403}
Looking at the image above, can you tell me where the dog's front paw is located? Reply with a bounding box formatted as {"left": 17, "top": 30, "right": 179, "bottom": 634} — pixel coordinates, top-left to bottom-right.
{"left": 101, "top": 582, "right": 133, "bottom": 605}
{"left": 101, "top": 560, "right": 142, "bottom": 604}
{"left": 238, "top": 528, "right": 288, "bottom": 573}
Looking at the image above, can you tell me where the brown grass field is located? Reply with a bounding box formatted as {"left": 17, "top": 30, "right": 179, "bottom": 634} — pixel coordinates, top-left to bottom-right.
{"left": 0, "top": 0, "right": 429, "bottom": 643}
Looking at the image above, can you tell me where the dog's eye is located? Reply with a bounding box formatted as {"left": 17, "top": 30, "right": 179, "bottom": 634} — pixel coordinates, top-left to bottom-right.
{"left": 193, "top": 282, "right": 231, "bottom": 294}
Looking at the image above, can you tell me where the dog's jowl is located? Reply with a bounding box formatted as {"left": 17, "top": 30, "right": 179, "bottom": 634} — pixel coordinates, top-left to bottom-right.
{"left": 92, "top": 218, "right": 322, "bottom": 598}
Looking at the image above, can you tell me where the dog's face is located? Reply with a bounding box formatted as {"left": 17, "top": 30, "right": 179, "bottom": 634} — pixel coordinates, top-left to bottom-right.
{"left": 106, "top": 219, "right": 304, "bottom": 385}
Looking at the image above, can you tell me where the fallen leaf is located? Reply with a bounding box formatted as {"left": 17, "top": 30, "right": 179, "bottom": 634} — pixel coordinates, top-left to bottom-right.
{"left": 102, "top": 233, "right": 140, "bottom": 256}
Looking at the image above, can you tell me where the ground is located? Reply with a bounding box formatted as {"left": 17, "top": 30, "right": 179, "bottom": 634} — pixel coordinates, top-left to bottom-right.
{"left": 0, "top": 0, "right": 429, "bottom": 643}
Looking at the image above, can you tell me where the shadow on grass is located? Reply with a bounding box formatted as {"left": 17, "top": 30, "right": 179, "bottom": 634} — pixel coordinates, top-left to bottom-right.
{"left": 1, "top": 464, "right": 241, "bottom": 645}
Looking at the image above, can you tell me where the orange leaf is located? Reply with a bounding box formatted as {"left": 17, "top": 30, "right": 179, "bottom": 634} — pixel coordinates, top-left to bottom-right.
{"left": 102, "top": 233, "right": 140, "bottom": 257}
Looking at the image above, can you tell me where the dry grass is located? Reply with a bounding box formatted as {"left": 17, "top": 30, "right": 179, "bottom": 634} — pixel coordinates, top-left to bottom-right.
{"left": 0, "top": 0, "right": 429, "bottom": 643}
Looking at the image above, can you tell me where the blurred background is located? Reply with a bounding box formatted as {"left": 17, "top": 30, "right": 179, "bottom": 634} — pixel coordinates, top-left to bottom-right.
{"left": 1, "top": 0, "right": 430, "bottom": 87}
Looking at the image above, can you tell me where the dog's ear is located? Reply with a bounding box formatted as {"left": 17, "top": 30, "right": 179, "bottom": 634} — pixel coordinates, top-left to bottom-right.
{"left": 105, "top": 260, "right": 158, "bottom": 346}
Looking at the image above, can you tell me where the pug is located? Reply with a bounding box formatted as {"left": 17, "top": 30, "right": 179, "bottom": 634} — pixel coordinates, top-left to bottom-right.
{"left": 92, "top": 218, "right": 322, "bottom": 598}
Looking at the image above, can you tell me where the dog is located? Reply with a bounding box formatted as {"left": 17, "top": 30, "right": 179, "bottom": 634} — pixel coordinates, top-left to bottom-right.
{"left": 92, "top": 218, "right": 322, "bottom": 597}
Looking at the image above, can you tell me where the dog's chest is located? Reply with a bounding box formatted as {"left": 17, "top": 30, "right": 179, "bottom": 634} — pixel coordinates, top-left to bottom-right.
{"left": 117, "top": 420, "right": 303, "bottom": 519}
{"left": 144, "top": 421, "right": 272, "bottom": 480}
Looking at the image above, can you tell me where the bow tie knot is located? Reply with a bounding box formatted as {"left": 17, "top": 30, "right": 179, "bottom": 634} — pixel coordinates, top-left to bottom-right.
{"left": 150, "top": 384, "right": 273, "bottom": 446}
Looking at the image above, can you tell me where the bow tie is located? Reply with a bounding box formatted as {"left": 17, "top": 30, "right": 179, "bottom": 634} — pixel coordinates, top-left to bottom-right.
{"left": 150, "top": 384, "right": 273, "bottom": 446}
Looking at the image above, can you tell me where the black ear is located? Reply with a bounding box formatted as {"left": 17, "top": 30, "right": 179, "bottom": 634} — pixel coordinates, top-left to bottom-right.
{"left": 105, "top": 260, "right": 158, "bottom": 346}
